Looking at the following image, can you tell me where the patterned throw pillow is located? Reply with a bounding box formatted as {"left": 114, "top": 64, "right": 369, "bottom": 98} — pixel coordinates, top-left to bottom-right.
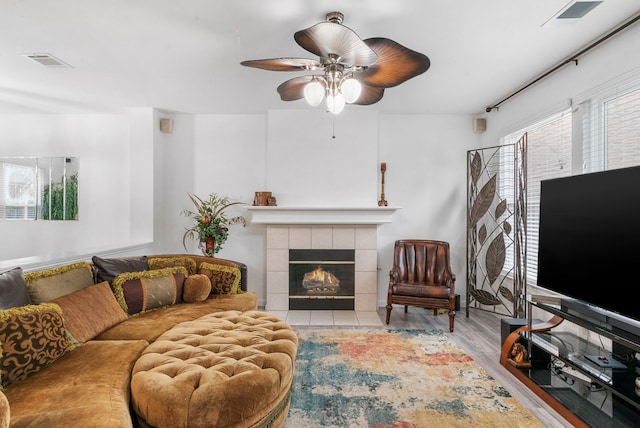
{"left": 24, "top": 262, "right": 94, "bottom": 304}
{"left": 50, "top": 281, "right": 128, "bottom": 343}
{"left": 0, "top": 304, "right": 71, "bottom": 388}
{"left": 0, "top": 267, "right": 31, "bottom": 309}
{"left": 148, "top": 257, "right": 197, "bottom": 276}
{"left": 111, "top": 267, "right": 187, "bottom": 315}
{"left": 198, "top": 262, "right": 241, "bottom": 294}
{"left": 92, "top": 255, "right": 148, "bottom": 284}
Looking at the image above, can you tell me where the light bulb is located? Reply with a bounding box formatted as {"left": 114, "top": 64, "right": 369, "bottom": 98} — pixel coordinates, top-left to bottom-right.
{"left": 341, "top": 78, "right": 362, "bottom": 104}
{"left": 304, "top": 79, "right": 325, "bottom": 107}
{"left": 327, "top": 92, "right": 345, "bottom": 114}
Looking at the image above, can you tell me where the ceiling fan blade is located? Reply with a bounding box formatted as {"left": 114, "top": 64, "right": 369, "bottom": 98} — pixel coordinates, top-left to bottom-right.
{"left": 276, "top": 76, "right": 315, "bottom": 101}
{"left": 240, "top": 58, "right": 322, "bottom": 72}
{"left": 353, "top": 84, "right": 385, "bottom": 106}
{"left": 294, "top": 22, "right": 377, "bottom": 66}
{"left": 360, "top": 38, "right": 430, "bottom": 88}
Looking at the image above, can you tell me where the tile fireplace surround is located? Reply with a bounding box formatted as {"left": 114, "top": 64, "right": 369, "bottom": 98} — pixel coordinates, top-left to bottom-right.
{"left": 247, "top": 207, "right": 399, "bottom": 312}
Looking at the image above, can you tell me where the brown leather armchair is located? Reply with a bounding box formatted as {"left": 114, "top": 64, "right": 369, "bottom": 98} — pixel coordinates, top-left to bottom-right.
{"left": 386, "top": 240, "right": 456, "bottom": 331}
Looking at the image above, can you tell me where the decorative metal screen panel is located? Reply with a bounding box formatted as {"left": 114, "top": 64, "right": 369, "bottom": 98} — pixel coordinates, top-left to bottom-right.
{"left": 466, "top": 135, "right": 527, "bottom": 318}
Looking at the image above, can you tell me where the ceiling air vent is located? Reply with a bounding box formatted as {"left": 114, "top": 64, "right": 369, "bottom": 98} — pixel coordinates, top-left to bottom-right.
{"left": 556, "top": 1, "right": 603, "bottom": 19}
{"left": 22, "top": 53, "right": 73, "bottom": 68}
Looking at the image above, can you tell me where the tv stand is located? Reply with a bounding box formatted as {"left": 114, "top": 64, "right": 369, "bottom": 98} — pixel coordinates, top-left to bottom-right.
{"left": 500, "top": 295, "right": 640, "bottom": 427}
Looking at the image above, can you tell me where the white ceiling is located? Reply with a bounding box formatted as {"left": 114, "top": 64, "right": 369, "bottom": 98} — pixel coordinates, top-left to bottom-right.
{"left": 1, "top": 0, "right": 639, "bottom": 115}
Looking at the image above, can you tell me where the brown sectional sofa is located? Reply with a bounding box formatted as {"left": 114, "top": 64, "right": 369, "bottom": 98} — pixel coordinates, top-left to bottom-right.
{"left": 0, "top": 254, "right": 298, "bottom": 428}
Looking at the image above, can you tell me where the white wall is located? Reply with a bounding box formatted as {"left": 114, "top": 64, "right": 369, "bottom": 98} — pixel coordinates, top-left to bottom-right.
{"left": 155, "top": 109, "right": 478, "bottom": 307}
{"left": 376, "top": 114, "right": 480, "bottom": 304}
{"left": 0, "top": 112, "right": 153, "bottom": 267}
{"left": 3, "top": 22, "right": 637, "bottom": 309}
{"left": 266, "top": 110, "right": 379, "bottom": 206}
{"left": 480, "top": 23, "right": 640, "bottom": 146}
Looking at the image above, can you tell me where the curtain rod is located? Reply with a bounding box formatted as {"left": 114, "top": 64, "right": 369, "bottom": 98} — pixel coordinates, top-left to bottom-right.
{"left": 485, "top": 12, "right": 640, "bottom": 113}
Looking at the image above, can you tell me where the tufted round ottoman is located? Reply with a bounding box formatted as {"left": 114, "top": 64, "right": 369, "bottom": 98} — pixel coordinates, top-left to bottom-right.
{"left": 131, "top": 310, "right": 298, "bottom": 428}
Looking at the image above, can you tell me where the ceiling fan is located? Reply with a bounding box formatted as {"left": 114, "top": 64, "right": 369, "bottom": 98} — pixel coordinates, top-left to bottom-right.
{"left": 240, "top": 12, "right": 430, "bottom": 114}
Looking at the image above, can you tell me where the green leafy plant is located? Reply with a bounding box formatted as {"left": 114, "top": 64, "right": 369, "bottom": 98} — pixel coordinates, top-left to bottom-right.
{"left": 41, "top": 173, "right": 78, "bottom": 220}
{"left": 181, "top": 192, "right": 246, "bottom": 256}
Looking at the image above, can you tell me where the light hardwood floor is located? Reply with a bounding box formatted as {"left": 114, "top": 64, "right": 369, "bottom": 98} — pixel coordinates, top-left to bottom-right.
{"left": 266, "top": 306, "right": 574, "bottom": 427}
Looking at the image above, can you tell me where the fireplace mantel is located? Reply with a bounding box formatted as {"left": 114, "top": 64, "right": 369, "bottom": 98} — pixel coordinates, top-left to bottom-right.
{"left": 246, "top": 206, "right": 400, "bottom": 225}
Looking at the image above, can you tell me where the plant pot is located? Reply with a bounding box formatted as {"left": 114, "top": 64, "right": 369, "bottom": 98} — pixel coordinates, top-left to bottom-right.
{"left": 203, "top": 236, "right": 216, "bottom": 256}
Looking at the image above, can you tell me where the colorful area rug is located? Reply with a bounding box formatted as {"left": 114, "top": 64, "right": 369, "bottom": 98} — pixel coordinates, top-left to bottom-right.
{"left": 284, "top": 329, "right": 544, "bottom": 428}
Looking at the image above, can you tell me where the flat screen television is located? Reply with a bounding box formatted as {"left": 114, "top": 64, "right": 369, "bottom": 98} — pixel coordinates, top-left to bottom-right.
{"left": 537, "top": 165, "right": 640, "bottom": 331}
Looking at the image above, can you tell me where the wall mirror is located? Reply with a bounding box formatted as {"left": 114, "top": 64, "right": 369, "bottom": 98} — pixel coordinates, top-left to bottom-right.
{"left": 0, "top": 157, "right": 79, "bottom": 220}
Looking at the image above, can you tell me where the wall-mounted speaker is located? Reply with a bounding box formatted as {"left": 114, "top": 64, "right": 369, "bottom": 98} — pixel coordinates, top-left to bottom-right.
{"left": 159, "top": 118, "right": 173, "bottom": 133}
{"left": 473, "top": 117, "right": 487, "bottom": 133}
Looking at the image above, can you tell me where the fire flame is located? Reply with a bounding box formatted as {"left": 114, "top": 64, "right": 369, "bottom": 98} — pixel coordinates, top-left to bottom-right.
{"left": 302, "top": 267, "right": 340, "bottom": 287}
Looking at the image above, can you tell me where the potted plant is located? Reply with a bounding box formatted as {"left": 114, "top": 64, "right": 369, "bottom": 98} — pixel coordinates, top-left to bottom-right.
{"left": 181, "top": 192, "right": 246, "bottom": 256}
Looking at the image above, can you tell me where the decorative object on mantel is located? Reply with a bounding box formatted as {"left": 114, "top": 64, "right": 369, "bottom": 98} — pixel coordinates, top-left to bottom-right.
{"left": 378, "top": 162, "right": 388, "bottom": 206}
{"left": 181, "top": 192, "right": 246, "bottom": 256}
{"left": 253, "top": 191, "right": 277, "bottom": 206}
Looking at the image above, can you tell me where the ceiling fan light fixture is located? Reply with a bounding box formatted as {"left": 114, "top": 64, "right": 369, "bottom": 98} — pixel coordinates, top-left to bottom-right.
{"left": 241, "top": 11, "right": 430, "bottom": 113}
{"left": 327, "top": 92, "right": 345, "bottom": 114}
{"left": 341, "top": 77, "right": 362, "bottom": 104}
{"left": 304, "top": 78, "right": 325, "bottom": 106}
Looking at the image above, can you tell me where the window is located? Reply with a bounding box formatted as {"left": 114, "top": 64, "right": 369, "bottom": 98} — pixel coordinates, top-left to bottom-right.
{"left": 0, "top": 160, "right": 37, "bottom": 220}
{"left": 502, "top": 110, "right": 573, "bottom": 285}
{"left": 597, "top": 88, "right": 640, "bottom": 170}
{"left": 582, "top": 86, "right": 640, "bottom": 172}
{"left": 0, "top": 157, "right": 79, "bottom": 221}
{"left": 500, "top": 76, "right": 640, "bottom": 287}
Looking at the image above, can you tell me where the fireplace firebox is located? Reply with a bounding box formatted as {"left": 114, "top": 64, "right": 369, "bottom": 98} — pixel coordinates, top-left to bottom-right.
{"left": 289, "top": 249, "right": 355, "bottom": 310}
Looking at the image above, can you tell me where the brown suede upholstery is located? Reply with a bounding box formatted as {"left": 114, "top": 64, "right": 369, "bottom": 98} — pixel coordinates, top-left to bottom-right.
{"left": 95, "top": 292, "right": 258, "bottom": 342}
{"left": 3, "top": 339, "right": 148, "bottom": 428}
{"left": 131, "top": 311, "right": 298, "bottom": 428}
{"left": 386, "top": 239, "right": 456, "bottom": 331}
{"left": 149, "top": 254, "right": 249, "bottom": 292}
{"left": 0, "top": 391, "right": 9, "bottom": 428}
{"left": 183, "top": 274, "right": 212, "bottom": 302}
{"left": 0, "top": 254, "right": 285, "bottom": 428}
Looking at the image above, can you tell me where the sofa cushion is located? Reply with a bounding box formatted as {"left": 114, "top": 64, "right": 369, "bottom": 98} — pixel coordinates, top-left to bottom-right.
{"left": 148, "top": 256, "right": 197, "bottom": 276}
{"left": 95, "top": 292, "right": 259, "bottom": 343}
{"left": 0, "top": 390, "right": 9, "bottom": 428}
{"left": 183, "top": 274, "right": 212, "bottom": 302}
{"left": 112, "top": 267, "right": 187, "bottom": 316}
{"left": 0, "top": 304, "right": 72, "bottom": 388}
{"left": 131, "top": 311, "right": 297, "bottom": 428}
{"left": 92, "top": 255, "right": 148, "bottom": 284}
{"left": 24, "top": 262, "right": 94, "bottom": 304}
{"left": 198, "top": 262, "right": 241, "bottom": 294}
{"left": 50, "top": 281, "right": 128, "bottom": 343}
{"left": 3, "top": 339, "right": 148, "bottom": 428}
{"left": 0, "top": 267, "right": 31, "bottom": 309}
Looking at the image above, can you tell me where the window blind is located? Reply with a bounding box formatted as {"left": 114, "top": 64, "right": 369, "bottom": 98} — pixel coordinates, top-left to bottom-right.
{"left": 581, "top": 69, "right": 640, "bottom": 172}
{"left": 0, "top": 161, "right": 37, "bottom": 220}
{"left": 502, "top": 110, "right": 572, "bottom": 285}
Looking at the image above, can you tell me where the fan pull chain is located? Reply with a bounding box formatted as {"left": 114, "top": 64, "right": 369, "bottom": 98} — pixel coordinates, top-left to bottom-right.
{"left": 332, "top": 116, "right": 336, "bottom": 139}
